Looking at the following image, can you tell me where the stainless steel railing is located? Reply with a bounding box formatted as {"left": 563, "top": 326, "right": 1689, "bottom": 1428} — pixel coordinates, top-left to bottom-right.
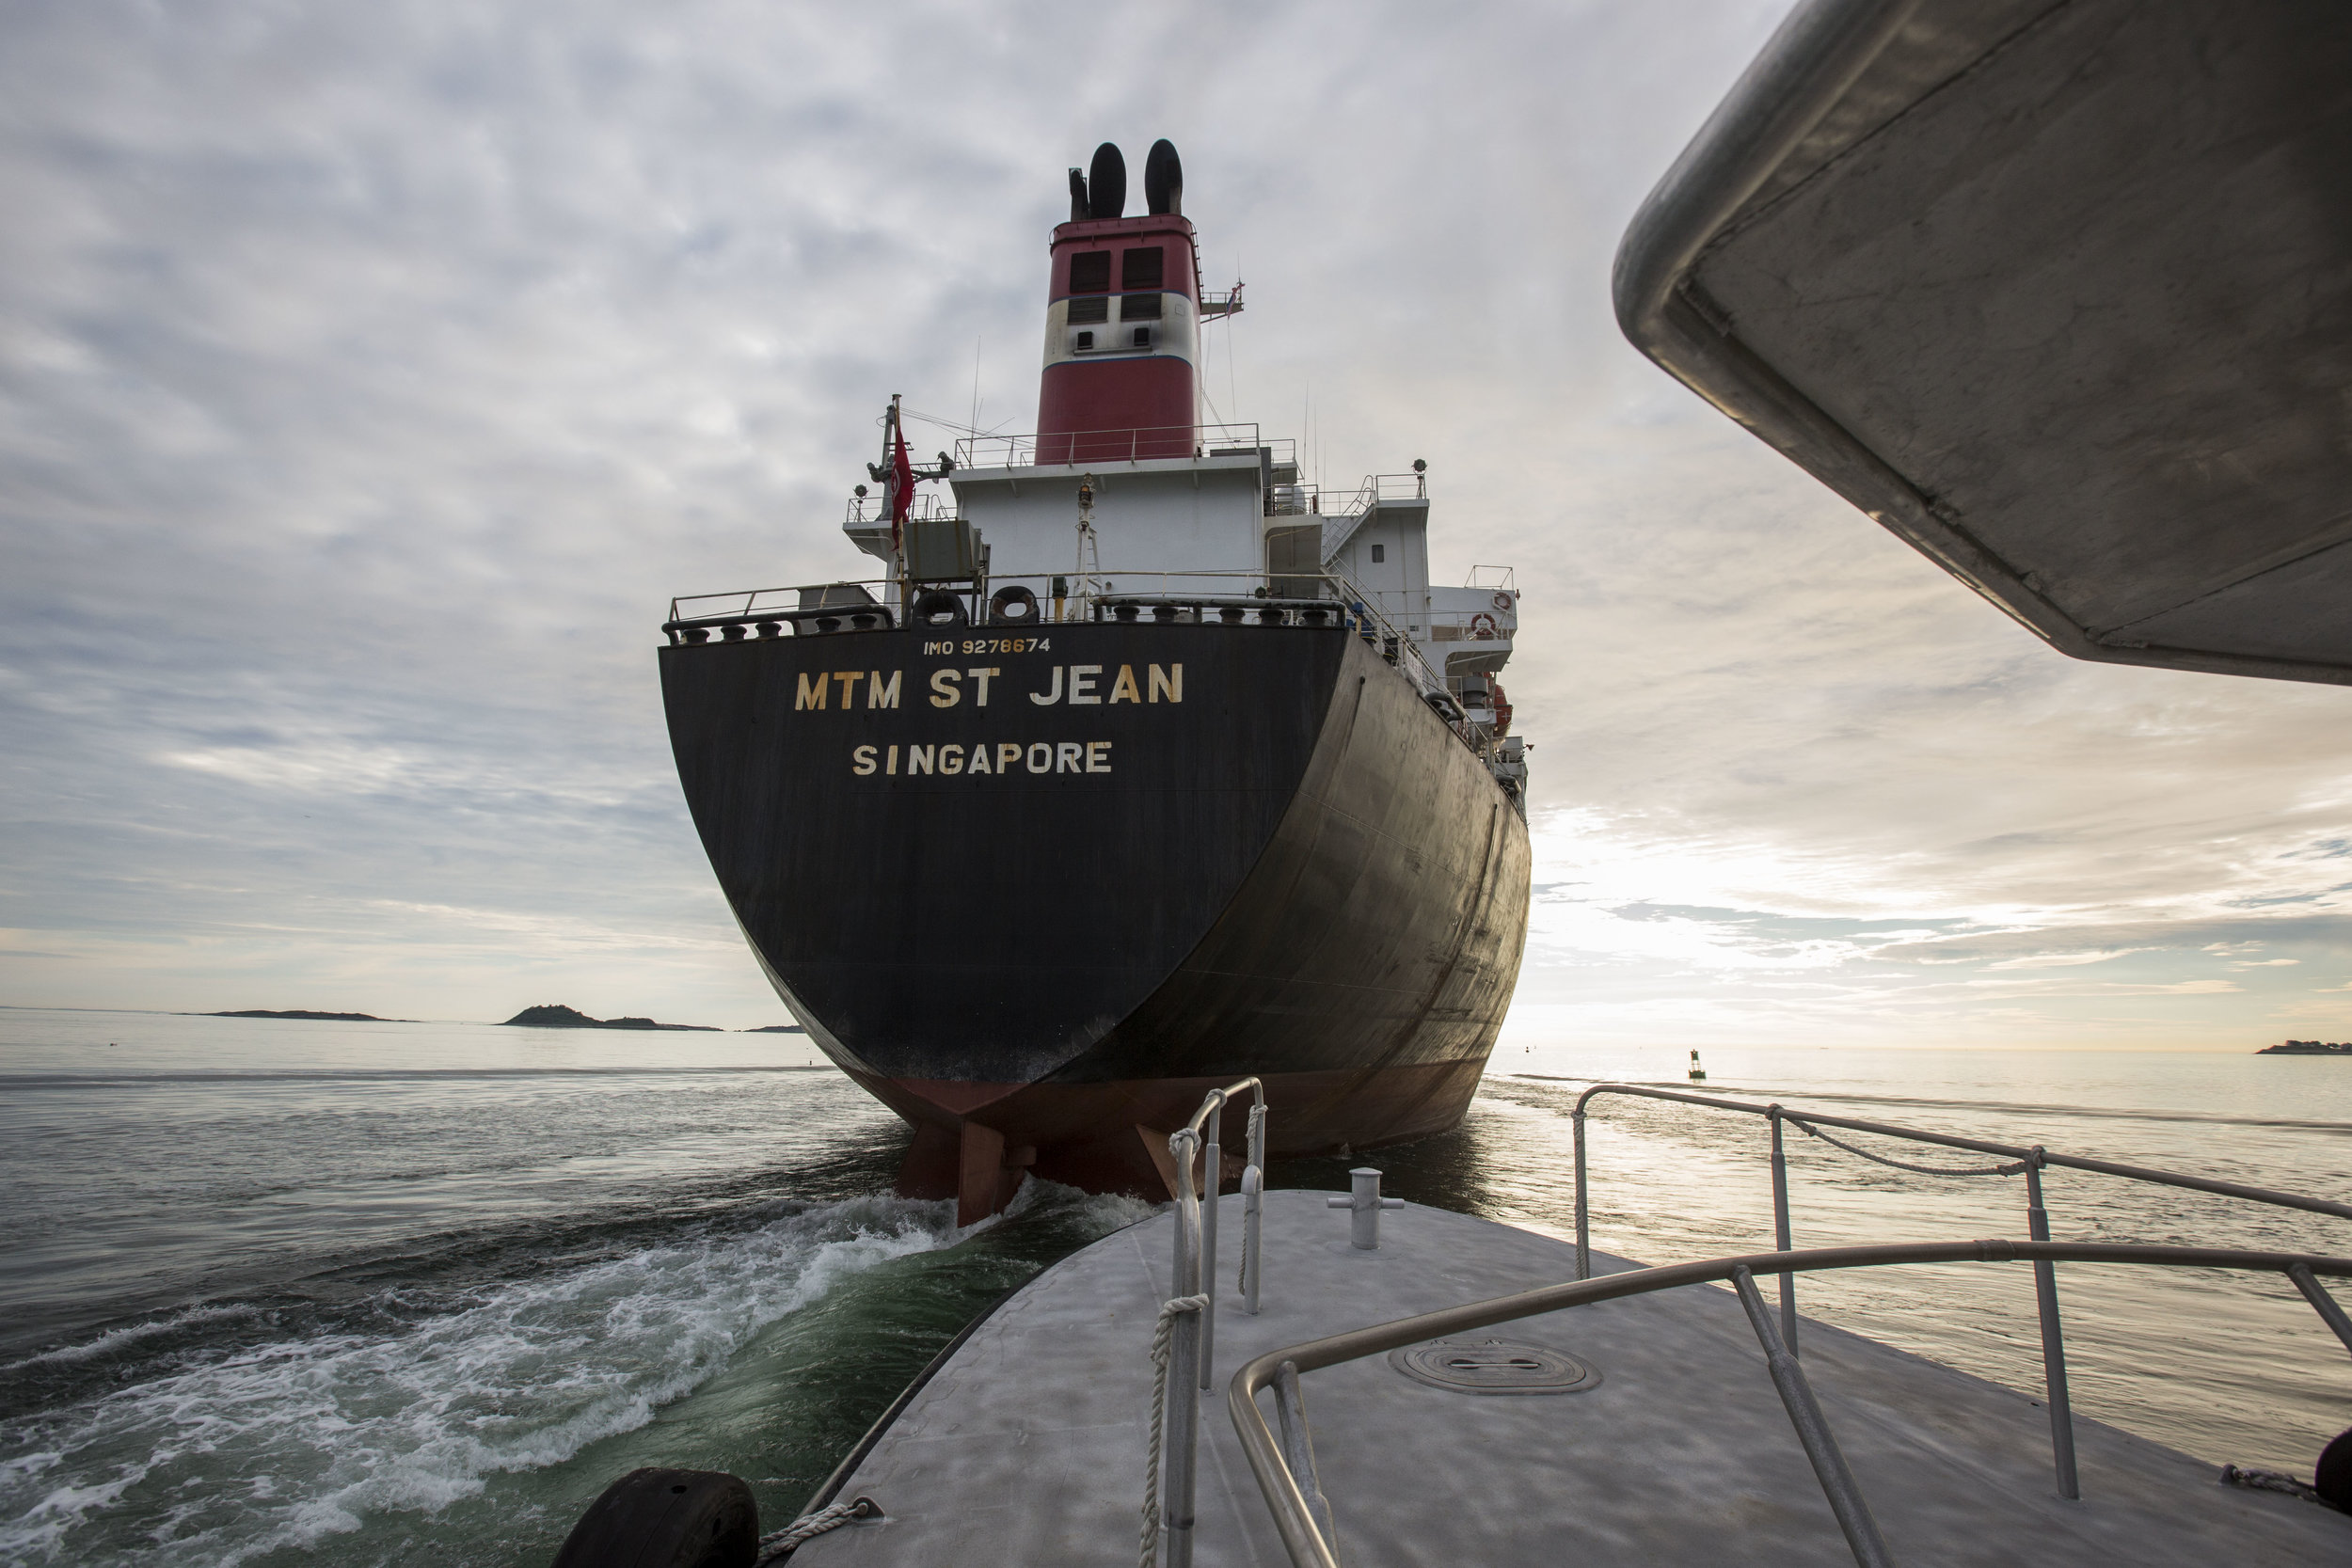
{"left": 1568, "top": 1082, "right": 2352, "bottom": 1498}
{"left": 1155, "top": 1080, "right": 1269, "bottom": 1568}
{"left": 1230, "top": 1239, "right": 2352, "bottom": 1568}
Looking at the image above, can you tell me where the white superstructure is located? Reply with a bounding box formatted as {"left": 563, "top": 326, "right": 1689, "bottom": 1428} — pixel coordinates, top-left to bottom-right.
{"left": 841, "top": 433, "right": 1519, "bottom": 720}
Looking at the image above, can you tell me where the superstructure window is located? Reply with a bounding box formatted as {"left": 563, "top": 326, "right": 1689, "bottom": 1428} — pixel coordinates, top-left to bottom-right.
{"left": 1119, "top": 293, "right": 1162, "bottom": 321}
{"left": 1068, "top": 296, "right": 1109, "bottom": 325}
{"left": 1075, "top": 331, "right": 1095, "bottom": 351}
{"left": 1132, "top": 326, "right": 1152, "bottom": 348}
{"left": 1121, "top": 246, "right": 1164, "bottom": 291}
{"left": 1069, "top": 251, "right": 1112, "bottom": 293}
{"left": 1371, "top": 544, "right": 1386, "bottom": 563}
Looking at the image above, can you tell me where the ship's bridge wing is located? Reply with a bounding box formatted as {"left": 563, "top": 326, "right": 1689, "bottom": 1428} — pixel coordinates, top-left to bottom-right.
{"left": 1615, "top": 0, "right": 2352, "bottom": 686}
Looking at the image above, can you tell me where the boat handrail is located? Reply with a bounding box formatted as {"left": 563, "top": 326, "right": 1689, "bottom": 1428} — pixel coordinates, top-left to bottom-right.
{"left": 1566, "top": 1080, "right": 2352, "bottom": 1501}
{"left": 1152, "top": 1079, "right": 1267, "bottom": 1568}
{"left": 1230, "top": 1239, "right": 2352, "bottom": 1568}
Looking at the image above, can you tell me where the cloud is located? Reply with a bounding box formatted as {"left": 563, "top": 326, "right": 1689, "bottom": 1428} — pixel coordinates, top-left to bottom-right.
{"left": 1983, "top": 949, "right": 2152, "bottom": 971}
{"left": 4, "top": 0, "right": 2352, "bottom": 1046}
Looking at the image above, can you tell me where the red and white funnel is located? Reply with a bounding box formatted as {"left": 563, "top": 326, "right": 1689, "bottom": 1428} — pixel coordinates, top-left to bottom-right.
{"left": 1038, "top": 140, "right": 1200, "bottom": 465}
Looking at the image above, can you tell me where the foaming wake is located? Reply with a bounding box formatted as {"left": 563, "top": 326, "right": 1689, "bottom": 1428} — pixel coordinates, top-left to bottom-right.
{"left": 0, "top": 1303, "right": 270, "bottom": 1373}
{"left": 0, "top": 1192, "right": 965, "bottom": 1565}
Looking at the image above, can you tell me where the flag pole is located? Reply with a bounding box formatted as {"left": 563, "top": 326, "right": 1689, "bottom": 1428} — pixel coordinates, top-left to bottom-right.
{"left": 886, "top": 392, "right": 906, "bottom": 610}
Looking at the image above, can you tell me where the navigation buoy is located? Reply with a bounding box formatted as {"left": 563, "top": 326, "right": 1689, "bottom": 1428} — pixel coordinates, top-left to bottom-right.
{"left": 1688, "top": 1050, "right": 1707, "bottom": 1082}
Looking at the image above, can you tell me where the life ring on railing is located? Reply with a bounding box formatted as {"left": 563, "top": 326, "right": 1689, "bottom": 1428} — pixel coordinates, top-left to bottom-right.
{"left": 1490, "top": 591, "right": 1514, "bottom": 612}
{"left": 1469, "top": 611, "right": 1499, "bottom": 640}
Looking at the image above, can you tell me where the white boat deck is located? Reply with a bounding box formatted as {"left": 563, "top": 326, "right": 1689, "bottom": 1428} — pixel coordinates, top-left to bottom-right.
{"left": 792, "top": 1190, "right": 2349, "bottom": 1566}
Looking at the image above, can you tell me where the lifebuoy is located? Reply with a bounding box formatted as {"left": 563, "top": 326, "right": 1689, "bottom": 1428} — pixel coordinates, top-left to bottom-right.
{"left": 1490, "top": 591, "right": 1514, "bottom": 612}
{"left": 1469, "top": 611, "right": 1499, "bottom": 640}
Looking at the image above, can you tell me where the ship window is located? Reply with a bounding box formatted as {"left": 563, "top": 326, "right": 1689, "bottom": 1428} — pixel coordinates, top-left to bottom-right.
{"left": 1132, "top": 326, "right": 1152, "bottom": 348}
{"left": 1067, "top": 296, "right": 1109, "bottom": 325}
{"left": 1120, "top": 293, "right": 1162, "bottom": 321}
{"left": 1121, "top": 246, "right": 1164, "bottom": 290}
{"left": 1371, "top": 544, "right": 1385, "bottom": 563}
{"left": 1069, "top": 251, "right": 1112, "bottom": 293}
{"left": 1075, "top": 330, "right": 1095, "bottom": 351}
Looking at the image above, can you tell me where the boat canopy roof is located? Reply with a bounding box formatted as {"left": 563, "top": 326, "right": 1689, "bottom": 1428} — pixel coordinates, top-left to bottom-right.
{"left": 1614, "top": 0, "right": 2352, "bottom": 686}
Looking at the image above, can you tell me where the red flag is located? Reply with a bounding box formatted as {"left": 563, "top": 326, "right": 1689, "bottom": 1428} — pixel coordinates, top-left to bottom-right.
{"left": 889, "top": 422, "right": 914, "bottom": 550}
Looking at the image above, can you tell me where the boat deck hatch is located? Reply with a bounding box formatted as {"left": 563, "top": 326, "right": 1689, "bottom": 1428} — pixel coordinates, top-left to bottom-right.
{"left": 1389, "top": 1338, "right": 1599, "bottom": 1395}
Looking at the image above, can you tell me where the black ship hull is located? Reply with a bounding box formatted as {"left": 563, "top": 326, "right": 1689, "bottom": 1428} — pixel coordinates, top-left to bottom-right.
{"left": 660, "top": 619, "right": 1530, "bottom": 1216}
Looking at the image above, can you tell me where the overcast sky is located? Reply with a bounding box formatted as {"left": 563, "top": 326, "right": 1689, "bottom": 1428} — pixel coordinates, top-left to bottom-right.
{"left": 4, "top": 0, "right": 2348, "bottom": 1048}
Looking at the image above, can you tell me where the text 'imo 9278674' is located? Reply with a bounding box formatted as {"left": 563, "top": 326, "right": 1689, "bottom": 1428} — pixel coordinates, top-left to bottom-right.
{"left": 657, "top": 139, "right": 1532, "bottom": 1224}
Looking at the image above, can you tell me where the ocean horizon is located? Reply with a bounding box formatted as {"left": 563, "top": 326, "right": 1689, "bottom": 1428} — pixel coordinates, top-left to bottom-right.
{"left": 5, "top": 1006, "right": 2350, "bottom": 1563}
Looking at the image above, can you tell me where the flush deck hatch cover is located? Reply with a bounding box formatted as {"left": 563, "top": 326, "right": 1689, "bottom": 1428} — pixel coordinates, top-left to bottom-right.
{"left": 1388, "top": 1338, "right": 1600, "bottom": 1395}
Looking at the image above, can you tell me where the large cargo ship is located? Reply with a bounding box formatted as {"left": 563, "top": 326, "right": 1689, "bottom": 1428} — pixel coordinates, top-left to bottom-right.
{"left": 660, "top": 141, "right": 1532, "bottom": 1221}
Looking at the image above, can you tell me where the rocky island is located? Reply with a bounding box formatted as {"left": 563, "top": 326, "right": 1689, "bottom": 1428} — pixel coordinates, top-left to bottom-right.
{"left": 207, "top": 1009, "right": 401, "bottom": 1022}
{"left": 2257, "top": 1040, "right": 2352, "bottom": 1054}
{"left": 501, "top": 1005, "right": 719, "bottom": 1032}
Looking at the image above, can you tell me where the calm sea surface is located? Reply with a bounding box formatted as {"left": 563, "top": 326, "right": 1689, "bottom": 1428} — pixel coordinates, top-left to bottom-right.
{"left": 4, "top": 1007, "right": 2351, "bottom": 1563}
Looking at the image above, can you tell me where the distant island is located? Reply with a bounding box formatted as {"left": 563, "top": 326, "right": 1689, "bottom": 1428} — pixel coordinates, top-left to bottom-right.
{"left": 745, "top": 1024, "right": 807, "bottom": 1034}
{"left": 207, "top": 1009, "right": 401, "bottom": 1022}
{"left": 2258, "top": 1039, "right": 2352, "bottom": 1054}
{"left": 501, "top": 1005, "right": 720, "bottom": 1032}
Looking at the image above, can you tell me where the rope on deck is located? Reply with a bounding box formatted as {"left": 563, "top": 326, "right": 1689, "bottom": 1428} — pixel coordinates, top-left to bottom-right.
{"left": 1141, "top": 1292, "right": 1210, "bottom": 1568}
{"left": 2220, "top": 1465, "right": 2338, "bottom": 1509}
{"left": 1787, "top": 1115, "right": 2030, "bottom": 1180}
{"left": 755, "top": 1496, "right": 882, "bottom": 1563}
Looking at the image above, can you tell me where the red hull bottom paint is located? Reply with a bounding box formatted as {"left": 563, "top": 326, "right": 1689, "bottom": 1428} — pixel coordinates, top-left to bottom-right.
{"left": 854, "top": 1058, "right": 1490, "bottom": 1224}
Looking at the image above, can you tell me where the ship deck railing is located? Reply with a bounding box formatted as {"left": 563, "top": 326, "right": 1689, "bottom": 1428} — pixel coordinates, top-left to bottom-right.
{"left": 1156, "top": 1080, "right": 1271, "bottom": 1568}
{"left": 1559, "top": 1082, "right": 2352, "bottom": 1505}
{"left": 1228, "top": 1238, "right": 2352, "bottom": 1568}
{"left": 661, "top": 570, "right": 1502, "bottom": 756}
{"left": 843, "top": 490, "right": 961, "bottom": 529}
{"left": 1189, "top": 1080, "right": 2352, "bottom": 1568}
{"left": 1268, "top": 473, "right": 1429, "bottom": 520}
{"left": 951, "top": 423, "right": 1296, "bottom": 471}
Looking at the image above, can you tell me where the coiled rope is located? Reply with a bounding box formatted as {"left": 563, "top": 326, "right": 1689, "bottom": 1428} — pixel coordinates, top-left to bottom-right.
{"left": 1782, "top": 1112, "right": 2030, "bottom": 1180}
{"left": 755, "top": 1496, "right": 881, "bottom": 1563}
{"left": 1141, "top": 1292, "right": 1210, "bottom": 1568}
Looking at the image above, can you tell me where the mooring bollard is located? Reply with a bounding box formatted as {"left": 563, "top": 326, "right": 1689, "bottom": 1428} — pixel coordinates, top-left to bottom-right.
{"left": 1327, "top": 1166, "right": 1406, "bottom": 1249}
